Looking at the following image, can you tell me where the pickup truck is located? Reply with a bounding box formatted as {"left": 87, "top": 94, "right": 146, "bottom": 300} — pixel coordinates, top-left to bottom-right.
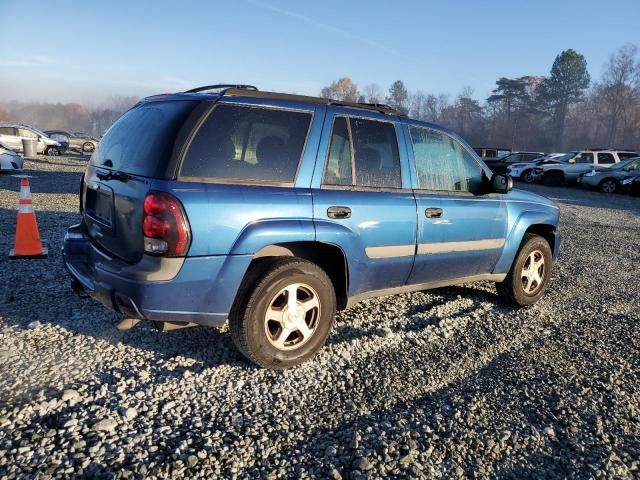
{"left": 63, "top": 85, "right": 561, "bottom": 368}
{"left": 534, "top": 150, "right": 637, "bottom": 185}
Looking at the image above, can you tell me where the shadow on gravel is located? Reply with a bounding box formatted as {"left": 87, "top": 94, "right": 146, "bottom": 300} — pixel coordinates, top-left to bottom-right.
{"left": 329, "top": 285, "right": 515, "bottom": 346}
{"left": 25, "top": 156, "right": 89, "bottom": 167}
{"left": 0, "top": 169, "right": 82, "bottom": 195}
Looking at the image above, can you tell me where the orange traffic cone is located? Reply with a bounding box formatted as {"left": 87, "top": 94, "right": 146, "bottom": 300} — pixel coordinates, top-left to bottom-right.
{"left": 9, "top": 176, "right": 48, "bottom": 259}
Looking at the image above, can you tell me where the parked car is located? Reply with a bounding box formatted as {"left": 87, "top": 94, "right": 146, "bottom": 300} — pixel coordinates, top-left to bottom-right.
{"left": 63, "top": 85, "right": 561, "bottom": 368}
{"left": 485, "top": 151, "right": 546, "bottom": 174}
{"left": 506, "top": 153, "right": 564, "bottom": 183}
{"left": 45, "top": 130, "right": 98, "bottom": 153}
{"left": 0, "top": 142, "right": 23, "bottom": 172}
{"left": 621, "top": 173, "right": 640, "bottom": 196}
{"left": 473, "top": 147, "right": 511, "bottom": 162}
{"left": 42, "top": 131, "right": 71, "bottom": 153}
{"left": 534, "top": 149, "right": 637, "bottom": 185}
{"left": 0, "top": 123, "right": 62, "bottom": 156}
{"left": 580, "top": 157, "right": 640, "bottom": 193}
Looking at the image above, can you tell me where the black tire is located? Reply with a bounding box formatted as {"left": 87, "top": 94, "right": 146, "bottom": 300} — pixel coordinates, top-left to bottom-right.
{"left": 496, "top": 233, "right": 553, "bottom": 306}
{"left": 82, "top": 142, "right": 95, "bottom": 153}
{"left": 599, "top": 178, "right": 618, "bottom": 194}
{"left": 522, "top": 169, "right": 535, "bottom": 183}
{"left": 45, "top": 146, "right": 59, "bottom": 156}
{"left": 543, "top": 171, "right": 563, "bottom": 186}
{"left": 229, "top": 257, "right": 336, "bottom": 368}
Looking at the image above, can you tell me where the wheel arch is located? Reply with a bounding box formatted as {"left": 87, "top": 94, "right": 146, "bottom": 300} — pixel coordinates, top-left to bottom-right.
{"left": 493, "top": 211, "right": 560, "bottom": 274}
{"left": 247, "top": 241, "right": 349, "bottom": 310}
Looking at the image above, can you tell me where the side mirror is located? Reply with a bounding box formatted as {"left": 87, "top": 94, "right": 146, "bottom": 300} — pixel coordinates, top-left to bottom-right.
{"left": 491, "top": 173, "right": 512, "bottom": 194}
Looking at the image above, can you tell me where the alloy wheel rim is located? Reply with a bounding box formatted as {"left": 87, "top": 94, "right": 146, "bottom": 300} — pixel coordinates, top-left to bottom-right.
{"left": 521, "top": 250, "right": 545, "bottom": 295}
{"left": 602, "top": 181, "right": 615, "bottom": 193}
{"left": 264, "top": 282, "right": 320, "bottom": 351}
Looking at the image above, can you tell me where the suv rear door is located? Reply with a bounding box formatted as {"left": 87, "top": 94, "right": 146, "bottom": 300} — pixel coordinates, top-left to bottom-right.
{"left": 0, "top": 126, "right": 20, "bottom": 151}
{"left": 311, "top": 107, "right": 417, "bottom": 296}
{"left": 82, "top": 99, "right": 202, "bottom": 263}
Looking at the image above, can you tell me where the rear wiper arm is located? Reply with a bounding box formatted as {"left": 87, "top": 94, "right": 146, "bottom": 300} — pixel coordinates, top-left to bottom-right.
{"left": 96, "top": 170, "right": 143, "bottom": 182}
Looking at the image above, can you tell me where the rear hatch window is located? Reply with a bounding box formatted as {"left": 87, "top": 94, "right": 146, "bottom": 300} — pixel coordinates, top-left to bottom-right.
{"left": 91, "top": 100, "right": 199, "bottom": 178}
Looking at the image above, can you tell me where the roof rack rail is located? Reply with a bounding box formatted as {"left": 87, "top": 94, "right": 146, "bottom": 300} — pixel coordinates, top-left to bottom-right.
{"left": 329, "top": 100, "right": 403, "bottom": 116}
{"left": 185, "top": 84, "right": 258, "bottom": 94}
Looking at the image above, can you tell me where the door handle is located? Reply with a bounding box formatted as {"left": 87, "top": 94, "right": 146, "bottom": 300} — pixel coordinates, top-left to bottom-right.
{"left": 327, "top": 206, "right": 351, "bottom": 219}
{"left": 425, "top": 207, "right": 443, "bottom": 218}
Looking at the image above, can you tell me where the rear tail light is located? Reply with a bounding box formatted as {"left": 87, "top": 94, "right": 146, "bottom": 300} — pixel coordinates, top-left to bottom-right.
{"left": 143, "top": 192, "right": 191, "bottom": 256}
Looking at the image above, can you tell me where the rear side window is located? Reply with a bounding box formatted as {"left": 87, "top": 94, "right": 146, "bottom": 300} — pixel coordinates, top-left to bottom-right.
{"left": 181, "top": 104, "right": 312, "bottom": 184}
{"left": 91, "top": 100, "right": 199, "bottom": 177}
{"left": 618, "top": 152, "right": 637, "bottom": 160}
{"left": 0, "top": 127, "right": 15, "bottom": 135}
{"left": 597, "top": 153, "right": 614, "bottom": 164}
{"left": 323, "top": 116, "right": 402, "bottom": 189}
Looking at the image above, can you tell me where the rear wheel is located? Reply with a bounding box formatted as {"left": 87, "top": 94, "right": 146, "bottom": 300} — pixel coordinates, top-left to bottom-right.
{"left": 229, "top": 257, "right": 336, "bottom": 368}
{"left": 543, "top": 171, "right": 563, "bottom": 186}
{"left": 496, "top": 233, "right": 553, "bottom": 306}
{"left": 82, "top": 142, "right": 95, "bottom": 153}
{"left": 522, "top": 170, "right": 535, "bottom": 183}
{"left": 599, "top": 178, "right": 617, "bottom": 193}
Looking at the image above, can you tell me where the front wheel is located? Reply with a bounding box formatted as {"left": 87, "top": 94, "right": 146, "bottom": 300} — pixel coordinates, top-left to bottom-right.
{"left": 82, "top": 142, "right": 95, "bottom": 153}
{"left": 522, "top": 170, "right": 535, "bottom": 183}
{"left": 599, "top": 178, "right": 617, "bottom": 194}
{"left": 45, "top": 146, "right": 59, "bottom": 156}
{"left": 496, "top": 233, "right": 553, "bottom": 306}
{"left": 229, "top": 257, "right": 336, "bottom": 368}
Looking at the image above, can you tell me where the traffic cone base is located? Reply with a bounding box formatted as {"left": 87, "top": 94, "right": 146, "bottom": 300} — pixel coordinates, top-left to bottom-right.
{"left": 9, "top": 176, "right": 48, "bottom": 259}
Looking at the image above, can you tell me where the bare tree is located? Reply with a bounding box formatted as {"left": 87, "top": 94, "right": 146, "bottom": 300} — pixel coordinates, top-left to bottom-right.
{"left": 600, "top": 44, "right": 640, "bottom": 146}
{"left": 362, "top": 83, "right": 384, "bottom": 104}
{"left": 320, "top": 77, "right": 360, "bottom": 102}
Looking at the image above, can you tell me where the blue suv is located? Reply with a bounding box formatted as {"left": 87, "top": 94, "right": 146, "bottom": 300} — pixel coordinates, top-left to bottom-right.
{"left": 63, "top": 85, "right": 560, "bottom": 368}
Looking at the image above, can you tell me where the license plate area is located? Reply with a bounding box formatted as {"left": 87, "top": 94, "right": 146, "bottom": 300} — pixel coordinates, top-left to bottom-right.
{"left": 85, "top": 184, "right": 114, "bottom": 228}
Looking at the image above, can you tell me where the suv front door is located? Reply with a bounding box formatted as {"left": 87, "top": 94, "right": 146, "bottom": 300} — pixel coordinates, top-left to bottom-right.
{"left": 405, "top": 124, "right": 508, "bottom": 284}
{"left": 312, "top": 108, "right": 417, "bottom": 296}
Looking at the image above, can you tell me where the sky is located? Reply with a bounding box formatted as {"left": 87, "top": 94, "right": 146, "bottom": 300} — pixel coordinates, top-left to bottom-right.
{"left": 1, "top": 0, "right": 639, "bottom": 105}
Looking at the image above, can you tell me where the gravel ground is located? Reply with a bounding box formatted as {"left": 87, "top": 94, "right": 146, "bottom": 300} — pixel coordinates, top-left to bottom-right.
{"left": 1, "top": 157, "right": 639, "bottom": 479}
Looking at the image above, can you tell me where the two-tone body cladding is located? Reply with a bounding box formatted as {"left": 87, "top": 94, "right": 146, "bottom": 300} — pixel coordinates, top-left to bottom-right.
{"left": 64, "top": 85, "right": 561, "bottom": 368}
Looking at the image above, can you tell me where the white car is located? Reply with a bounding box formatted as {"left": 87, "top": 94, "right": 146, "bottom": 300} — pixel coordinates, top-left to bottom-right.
{"left": 0, "top": 142, "right": 23, "bottom": 172}
{"left": 0, "top": 122, "right": 62, "bottom": 156}
{"left": 506, "top": 153, "right": 564, "bottom": 183}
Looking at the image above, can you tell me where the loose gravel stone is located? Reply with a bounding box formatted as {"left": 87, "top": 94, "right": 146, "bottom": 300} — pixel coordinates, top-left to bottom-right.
{"left": 1, "top": 157, "right": 640, "bottom": 479}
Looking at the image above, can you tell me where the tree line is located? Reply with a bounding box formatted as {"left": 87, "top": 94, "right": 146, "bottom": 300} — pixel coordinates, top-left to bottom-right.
{"left": 0, "top": 96, "right": 140, "bottom": 137}
{"left": 320, "top": 44, "right": 640, "bottom": 152}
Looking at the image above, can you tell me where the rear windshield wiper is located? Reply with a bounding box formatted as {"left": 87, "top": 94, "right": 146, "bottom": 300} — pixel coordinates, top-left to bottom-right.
{"left": 97, "top": 170, "right": 146, "bottom": 183}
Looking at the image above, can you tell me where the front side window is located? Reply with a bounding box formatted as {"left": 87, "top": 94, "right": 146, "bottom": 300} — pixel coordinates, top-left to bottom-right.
{"left": 322, "top": 116, "right": 402, "bottom": 189}
{"left": 597, "top": 153, "right": 615, "bottom": 164}
{"left": 574, "top": 152, "right": 594, "bottom": 164}
{"left": 181, "top": 104, "right": 312, "bottom": 183}
{"left": 410, "top": 126, "right": 484, "bottom": 193}
{"left": 18, "top": 128, "right": 38, "bottom": 139}
{"left": 617, "top": 152, "right": 637, "bottom": 160}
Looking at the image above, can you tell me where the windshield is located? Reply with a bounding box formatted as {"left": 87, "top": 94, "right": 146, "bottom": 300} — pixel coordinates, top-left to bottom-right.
{"left": 556, "top": 151, "right": 578, "bottom": 163}
{"left": 497, "top": 153, "right": 513, "bottom": 160}
{"left": 610, "top": 158, "right": 638, "bottom": 170}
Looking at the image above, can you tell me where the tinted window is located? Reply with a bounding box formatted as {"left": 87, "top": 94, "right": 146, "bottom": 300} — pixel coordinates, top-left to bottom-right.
{"left": 0, "top": 127, "right": 15, "bottom": 135}
{"left": 410, "top": 126, "right": 483, "bottom": 193}
{"left": 574, "top": 152, "right": 594, "bottom": 164}
{"left": 617, "top": 152, "right": 637, "bottom": 160}
{"left": 324, "top": 117, "right": 352, "bottom": 186}
{"left": 597, "top": 153, "right": 615, "bottom": 164}
{"left": 91, "top": 100, "right": 198, "bottom": 177}
{"left": 350, "top": 118, "right": 401, "bottom": 188}
{"left": 182, "top": 104, "right": 311, "bottom": 183}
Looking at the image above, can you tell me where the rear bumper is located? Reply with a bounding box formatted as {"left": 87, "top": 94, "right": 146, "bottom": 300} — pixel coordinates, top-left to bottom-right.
{"left": 62, "top": 224, "right": 252, "bottom": 327}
